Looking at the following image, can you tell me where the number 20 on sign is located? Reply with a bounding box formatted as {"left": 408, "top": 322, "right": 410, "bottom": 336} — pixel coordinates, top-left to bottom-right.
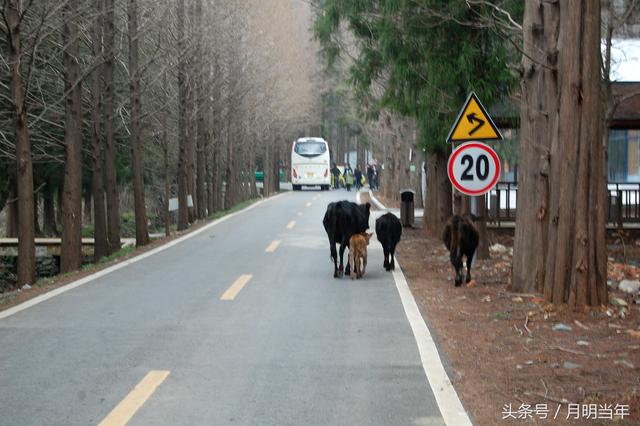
{"left": 447, "top": 142, "right": 501, "bottom": 196}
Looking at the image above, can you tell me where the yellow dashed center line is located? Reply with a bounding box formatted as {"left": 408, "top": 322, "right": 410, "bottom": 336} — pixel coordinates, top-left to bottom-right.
{"left": 286, "top": 220, "right": 296, "bottom": 230}
{"left": 265, "top": 240, "right": 281, "bottom": 253}
{"left": 98, "top": 370, "right": 170, "bottom": 426}
{"left": 220, "top": 274, "right": 253, "bottom": 301}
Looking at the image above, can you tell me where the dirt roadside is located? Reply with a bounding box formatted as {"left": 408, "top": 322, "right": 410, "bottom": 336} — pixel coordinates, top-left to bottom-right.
{"left": 393, "top": 221, "right": 639, "bottom": 425}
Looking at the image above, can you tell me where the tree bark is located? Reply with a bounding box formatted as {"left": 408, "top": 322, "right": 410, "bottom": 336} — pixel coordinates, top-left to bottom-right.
{"left": 90, "top": 0, "right": 108, "bottom": 261}
{"left": 60, "top": 0, "right": 84, "bottom": 274}
{"left": 177, "top": 0, "right": 189, "bottom": 230}
{"left": 128, "top": 0, "right": 149, "bottom": 247}
{"left": 103, "top": 0, "right": 121, "bottom": 252}
{"left": 7, "top": 0, "right": 36, "bottom": 286}
{"left": 425, "top": 150, "right": 452, "bottom": 236}
{"left": 513, "top": 0, "right": 606, "bottom": 307}
{"left": 195, "top": 0, "right": 207, "bottom": 219}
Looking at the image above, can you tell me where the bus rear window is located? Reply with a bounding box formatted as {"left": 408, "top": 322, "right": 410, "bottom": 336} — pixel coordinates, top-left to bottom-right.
{"left": 295, "top": 141, "right": 326, "bottom": 157}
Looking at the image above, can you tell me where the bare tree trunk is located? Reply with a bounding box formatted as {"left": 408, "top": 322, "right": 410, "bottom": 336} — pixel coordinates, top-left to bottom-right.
{"left": 514, "top": 0, "right": 606, "bottom": 307}
{"left": 425, "top": 150, "right": 452, "bottom": 236}
{"left": 91, "top": 0, "right": 108, "bottom": 261}
{"left": 60, "top": 0, "right": 84, "bottom": 273}
{"left": 512, "top": 0, "right": 557, "bottom": 295}
{"left": 163, "top": 141, "right": 171, "bottom": 237}
{"left": 356, "top": 134, "right": 365, "bottom": 170}
{"left": 128, "top": 0, "right": 149, "bottom": 247}
{"left": 195, "top": 0, "right": 207, "bottom": 219}
{"left": 177, "top": 0, "right": 189, "bottom": 230}
{"left": 104, "top": 0, "right": 121, "bottom": 252}
{"left": 212, "top": 130, "right": 222, "bottom": 212}
{"left": 7, "top": 0, "right": 36, "bottom": 286}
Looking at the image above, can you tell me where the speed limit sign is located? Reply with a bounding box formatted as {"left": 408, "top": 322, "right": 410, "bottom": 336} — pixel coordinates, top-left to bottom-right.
{"left": 447, "top": 142, "right": 501, "bottom": 196}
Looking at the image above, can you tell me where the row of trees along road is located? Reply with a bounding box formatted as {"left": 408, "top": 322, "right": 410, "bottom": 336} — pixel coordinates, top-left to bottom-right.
{"left": 0, "top": 0, "right": 320, "bottom": 289}
{"left": 313, "top": 0, "right": 634, "bottom": 308}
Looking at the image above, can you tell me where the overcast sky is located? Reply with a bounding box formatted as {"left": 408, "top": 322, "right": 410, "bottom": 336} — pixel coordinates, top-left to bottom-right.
{"left": 608, "top": 39, "right": 640, "bottom": 82}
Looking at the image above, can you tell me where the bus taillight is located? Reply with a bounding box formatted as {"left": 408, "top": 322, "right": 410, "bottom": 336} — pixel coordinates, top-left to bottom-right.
{"left": 292, "top": 168, "right": 298, "bottom": 178}
{"left": 324, "top": 168, "right": 328, "bottom": 177}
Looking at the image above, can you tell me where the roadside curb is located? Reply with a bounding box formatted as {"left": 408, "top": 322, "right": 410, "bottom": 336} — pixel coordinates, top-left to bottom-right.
{"left": 392, "top": 260, "right": 473, "bottom": 426}
{"left": 0, "top": 192, "right": 289, "bottom": 321}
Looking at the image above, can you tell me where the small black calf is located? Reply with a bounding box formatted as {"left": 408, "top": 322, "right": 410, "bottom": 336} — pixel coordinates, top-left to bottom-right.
{"left": 442, "top": 214, "right": 479, "bottom": 286}
{"left": 375, "top": 212, "right": 402, "bottom": 271}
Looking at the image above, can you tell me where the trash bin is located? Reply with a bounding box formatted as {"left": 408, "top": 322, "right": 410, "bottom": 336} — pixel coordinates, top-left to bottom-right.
{"left": 400, "top": 189, "right": 415, "bottom": 227}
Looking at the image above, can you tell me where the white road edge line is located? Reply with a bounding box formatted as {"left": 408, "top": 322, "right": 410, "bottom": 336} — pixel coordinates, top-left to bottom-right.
{"left": 392, "top": 260, "right": 472, "bottom": 426}
{"left": 0, "top": 193, "right": 289, "bottom": 321}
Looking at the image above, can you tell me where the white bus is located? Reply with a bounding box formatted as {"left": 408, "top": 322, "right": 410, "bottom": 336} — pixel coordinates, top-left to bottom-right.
{"left": 291, "top": 137, "right": 331, "bottom": 191}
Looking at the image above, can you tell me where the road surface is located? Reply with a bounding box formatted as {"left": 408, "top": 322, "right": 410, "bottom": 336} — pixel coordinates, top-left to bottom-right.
{"left": 0, "top": 190, "right": 450, "bottom": 425}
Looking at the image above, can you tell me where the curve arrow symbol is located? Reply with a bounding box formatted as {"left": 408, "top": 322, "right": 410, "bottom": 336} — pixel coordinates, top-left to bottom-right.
{"left": 466, "top": 112, "right": 485, "bottom": 136}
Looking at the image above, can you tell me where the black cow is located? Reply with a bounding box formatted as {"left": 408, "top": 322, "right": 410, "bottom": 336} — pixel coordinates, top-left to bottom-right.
{"left": 375, "top": 212, "right": 402, "bottom": 271}
{"left": 323, "top": 201, "right": 371, "bottom": 277}
{"left": 442, "top": 214, "right": 479, "bottom": 286}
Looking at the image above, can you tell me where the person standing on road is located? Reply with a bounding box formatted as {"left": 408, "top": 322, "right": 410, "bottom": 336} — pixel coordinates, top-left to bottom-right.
{"left": 372, "top": 165, "right": 379, "bottom": 191}
{"left": 366, "top": 164, "right": 374, "bottom": 189}
{"left": 345, "top": 167, "right": 354, "bottom": 192}
{"left": 354, "top": 167, "right": 362, "bottom": 190}
{"left": 331, "top": 163, "right": 341, "bottom": 189}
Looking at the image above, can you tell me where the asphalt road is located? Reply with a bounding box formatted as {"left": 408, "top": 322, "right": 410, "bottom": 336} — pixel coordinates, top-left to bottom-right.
{"left": 0, "top": 189, "right": 446, "bottom": 426}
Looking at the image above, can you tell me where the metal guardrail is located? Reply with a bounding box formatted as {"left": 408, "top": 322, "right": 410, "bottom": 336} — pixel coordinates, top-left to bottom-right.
{"left": 485, "top": 181, "right": 517, "bottom": 224}
{"left": 608, "top": 182, "right": 640, "bottom": 225}
{"left": 484, "top": 182, "right": 640, "bottom": 227}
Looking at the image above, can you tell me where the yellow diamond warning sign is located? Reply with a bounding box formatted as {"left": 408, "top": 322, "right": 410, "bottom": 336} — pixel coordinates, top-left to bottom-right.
{"left": 446, "top": 92, "right": 502, "bottom": 142}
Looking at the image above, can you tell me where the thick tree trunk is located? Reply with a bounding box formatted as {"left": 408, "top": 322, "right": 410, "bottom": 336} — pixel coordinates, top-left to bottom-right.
{"left": 90, "top": 0, "right": 108, "bottom": 261}
{"left": 163, "top": 142, "right": 171, "bottom": 237}
{"left": 195, "top": 0, "right": 206, "bottom": 219}
{"left": 128, "top": 0, "right": 149, "bottom": 247}
{"left": 103, "top": 0, "right": 120, "bottom": 252}
{"left": 177, "top": 0, "right": 189, "bottom": 230}
{"left": 60, "top": 0, "right": 84, "bottom": 274}
{"left": 512, "top": 0, "right": 557, "bottom": 295}
{"left": 212, "top": 131, "right": 222, "bottom": 212}
{"left": 513, "top": 0, "right": 606, "bottom": 307}
{"left": 425, "top": 150, "right": 452, "bottom": 236}
{"left": 7, "top": 0, "right": 36, "bottom": 286}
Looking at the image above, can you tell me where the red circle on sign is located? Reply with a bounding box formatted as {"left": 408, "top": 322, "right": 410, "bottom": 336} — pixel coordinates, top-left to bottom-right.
{"left": 447, "top": 142, "right": 501, "bottom": 196}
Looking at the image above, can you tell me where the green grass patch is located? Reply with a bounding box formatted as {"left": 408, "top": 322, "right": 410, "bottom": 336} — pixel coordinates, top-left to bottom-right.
{"left": 79, "top": 245, "right": 136, "bottom": 271}
{"left": 81, "top": 225, "right": 95, "bottom": 238}
{"left": 489, "top": 311, "right": 511, "bottom": 321}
